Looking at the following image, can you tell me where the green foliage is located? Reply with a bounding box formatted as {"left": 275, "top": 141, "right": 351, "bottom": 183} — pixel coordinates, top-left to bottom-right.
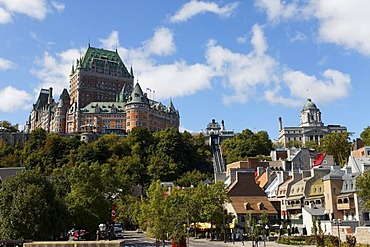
{"left": 277, "top": 236, "right": 316, "bottom": 245}
{"left": 320, "top": 132, "right": 352, "bottom": 166}
{"left": 361, "top": 126, "right": 370, "bottom": 146}
{"left": 356, "top": 170, "right": 370, "bottom": 209}
{"left": 65, "top": 163, "right": 118, "bottom": 232}
{"left": 346, "top": 235, "right": 356, "bottom": 247}
{"left": 138, "top": 181, "right": 175, "bottom": 243}
{"left": 176, "top": 170, "right": 208, "bottom": 187}
{"left": 221, "top": 128, "right": 273, "bottom": 163}
{"left": 0, "top": 170, "right": 68, "bottom": 240}
{"left": 0, "top": 121, "right": 18, "bottom": 132}
{"left": 286, "top": 140, "right": 302, "bottom": 148}
{"left": 304, "top": 141, "right": 319, "bottom": 150}
{"left": 0, "top": 126, "right": 215, "bottom": 237}
{"left": 136, "top": 180, "right": 229, "bottom": 244}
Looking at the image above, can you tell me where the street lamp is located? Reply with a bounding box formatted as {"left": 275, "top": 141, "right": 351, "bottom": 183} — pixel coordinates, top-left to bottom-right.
{"left": 332, "top": 219, "right": 342, "bottom": 246}
{"left": 265, "top": 225, "right": 269, "bottom": 241}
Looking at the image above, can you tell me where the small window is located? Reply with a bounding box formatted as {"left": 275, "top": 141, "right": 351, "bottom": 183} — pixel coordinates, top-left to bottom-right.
{"left": 241, "top": 216, "right": 245, "bottom": 223}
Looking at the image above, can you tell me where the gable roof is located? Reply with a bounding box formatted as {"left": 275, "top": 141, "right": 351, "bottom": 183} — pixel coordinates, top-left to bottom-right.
{"left": 229, "top": 196, "right": 278, "bottom": 214}
{"left": 313, "top": 153, "right": 326, "bottom": 167}
{"left": 228, "top": 171, "right": 267, "bottom": 197}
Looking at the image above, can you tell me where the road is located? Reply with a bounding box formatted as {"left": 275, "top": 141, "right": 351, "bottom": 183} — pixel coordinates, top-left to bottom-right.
{"left": 122, "top": 231, "right": 315, "bottom": 247}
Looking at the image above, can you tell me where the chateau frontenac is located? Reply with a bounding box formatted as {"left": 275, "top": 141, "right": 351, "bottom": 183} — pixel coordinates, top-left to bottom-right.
{"left": 26, "top": 45, "right": 180, "bottom": 134}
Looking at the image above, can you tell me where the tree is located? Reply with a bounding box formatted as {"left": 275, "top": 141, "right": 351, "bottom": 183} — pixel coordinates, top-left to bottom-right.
{"left": 222, "top": 129, "right": 273, "bottom": 163}
{"left": 304, "top": 141, "right": 320, "bottom": 150}
{"left": 0, "top": 170, "right": 68, "bottom": 240}
{"left": 65, "top": 163, "right": 117, "bottom": 232}
{"left": 360, "top": 126, "right": 370, "bottom": 146}
{"left": 138, "top": 180, "right": 175, "bottom": 247}
{"left": 320, "top": 132, "right": 352, "bottom": 166}
{"left": 176, "top": 170, "right": 208, "bottom": 187}
{"left": 356, "top": 170, "right": 370, "bottom": 209}
{"left": 0, "top": 121, "right": 18, "bottom": 132}
{"left": 198, "top": 181, "right": 230, "bottom": 231}
{"left": 286, "top": 140, "right": 302, "bottom": 148}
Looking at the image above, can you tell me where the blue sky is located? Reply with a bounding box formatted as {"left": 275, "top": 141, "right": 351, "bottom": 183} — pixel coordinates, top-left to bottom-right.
{"left": 0, "top": 0, "right": 369, "bottom": 141}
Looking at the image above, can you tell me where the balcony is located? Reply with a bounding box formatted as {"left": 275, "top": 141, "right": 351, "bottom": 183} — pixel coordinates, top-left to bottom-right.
{"left": 286, "top": 204, "right": 303, "bottom": 210}
{"left": 337, "top": 202, "right": 355, "bottom": 211}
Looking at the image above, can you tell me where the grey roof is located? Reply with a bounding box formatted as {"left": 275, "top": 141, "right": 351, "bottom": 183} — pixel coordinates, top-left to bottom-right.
{"left": 0, "top": 167, "right": 26, "bottom": 180}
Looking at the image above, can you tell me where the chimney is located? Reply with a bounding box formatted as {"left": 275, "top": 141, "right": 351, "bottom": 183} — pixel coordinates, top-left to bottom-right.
{"left": 278, "top": 117, "right": 283, "bottom": 131}
{"left": 48, "top": 87, "right": 53, "bottom": 104}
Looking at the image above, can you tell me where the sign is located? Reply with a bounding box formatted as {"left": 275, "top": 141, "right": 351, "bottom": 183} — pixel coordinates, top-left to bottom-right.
{"left": 111, "top": 206, "right": 116, "bottom": 221}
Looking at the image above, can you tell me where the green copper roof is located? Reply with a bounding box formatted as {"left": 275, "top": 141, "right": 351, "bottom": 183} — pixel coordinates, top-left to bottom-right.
{"left": 78, "top": 46, "right": 133, "bottom": 78}
{"left": 303, "top": 98, "right": 318, "bottom": 110}
{"left": 80, "top": 101, "right": 126, "bottom": 113}
{"left": 127, "top": 83, "right": 149, "bottom": 105}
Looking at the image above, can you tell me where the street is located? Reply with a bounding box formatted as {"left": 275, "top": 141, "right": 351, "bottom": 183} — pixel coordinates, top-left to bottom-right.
{"left": 122, "top": 231, "right": 315, "bottom": 247}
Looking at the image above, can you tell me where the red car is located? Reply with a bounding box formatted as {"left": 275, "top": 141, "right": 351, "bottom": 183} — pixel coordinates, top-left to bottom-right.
{"left": 73, "top": 230, "right": 88, "bottom": 240}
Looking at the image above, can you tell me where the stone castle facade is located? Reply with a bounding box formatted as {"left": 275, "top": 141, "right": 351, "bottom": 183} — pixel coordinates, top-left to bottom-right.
{"left": 26, "top": 45, "right": 180, "bottom": 134}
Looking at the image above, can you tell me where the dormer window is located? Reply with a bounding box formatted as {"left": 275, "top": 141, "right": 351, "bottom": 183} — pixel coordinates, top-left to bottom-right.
{"left": 244, "top": 202, "right": 251, "bottom": 210}
{"left": 258, "top": 202, "right": 265, "bottom": 210}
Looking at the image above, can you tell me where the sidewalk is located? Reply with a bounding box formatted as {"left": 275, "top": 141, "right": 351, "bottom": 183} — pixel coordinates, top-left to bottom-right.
{"left": 190, "top": 237, "right": 316, "bottom": 247}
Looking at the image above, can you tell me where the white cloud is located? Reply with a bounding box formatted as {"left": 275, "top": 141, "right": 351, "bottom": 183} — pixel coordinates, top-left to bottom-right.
{"left": 283, "top": 69, "right": 351, "bottom": 103}
{"left": 0, "top": 0, "right": 48, "bottom": 20}
{"left": 112, "top": 29, "right": 213, "bottom": 99}
{"left": 205, "top": 24, "right": 277, "bottom": 104}
{"left": 0, "top": 6, "right": 11, "bottom": 23}
{"left": 312, "top": 1, "right": 370, "bottom": 56}
{"left": 289, "top": 31, "right": 307, "bottom": 42}
{"left": 0, "top": 0, "right": 64, "bottom": 23}
{"left": 0, "top": 58, "right": 16, "bottom": 70}
{"left": 264, "top": 69, "right": 351, "bottom": 107}
{"left": 29, "top": 25, "right": 351, "bottom": 111}
{"left": 236, "top": 36, "right": 246, "bottom": 44}
{"left": 143, "top": 27, "right": 176, "bottom": 56}
{"left": 170, "top": 0, "right": 239, "bottom": 23}
{"left": 254, "top": 0, "right": 298, "bottom": 23}
{"left": 256, "top": 0, "right": 370, "bottom": 56}
{"left": 51, "top": 0, "right": 64, "bottom": 12}
{"left": 99, "top": 31, "right": 120, "bottom": 51}
{"left": 30, "top": 48, "right": 82, "bottom": 98}
{"left": 0, "top": 86, "right": 32, "bottom": 112}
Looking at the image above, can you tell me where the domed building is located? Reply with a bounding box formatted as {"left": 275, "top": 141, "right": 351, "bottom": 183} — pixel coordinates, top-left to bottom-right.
{"left": 278, "top": 99, "right": 347, "bottom": 147}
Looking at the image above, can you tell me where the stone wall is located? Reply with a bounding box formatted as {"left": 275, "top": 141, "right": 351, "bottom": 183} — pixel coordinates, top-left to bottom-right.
{"left": 24, "top": 240, "right": 125, "bottom": 247}
{"left": 355, "top": 227, "right": 370, "bottom": 245}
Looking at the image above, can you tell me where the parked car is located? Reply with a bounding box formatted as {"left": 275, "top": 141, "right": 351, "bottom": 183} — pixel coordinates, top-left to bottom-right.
{"left": 72, "top": 229, "right": 89, "bottom": 240}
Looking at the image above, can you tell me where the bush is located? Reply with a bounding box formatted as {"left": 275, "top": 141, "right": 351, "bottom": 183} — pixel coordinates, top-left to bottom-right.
{"left": 276, "top": 235, "right": 316, "bottom": 245}
{"left": 346, "top": 235, "right": 356, "bottom": 247}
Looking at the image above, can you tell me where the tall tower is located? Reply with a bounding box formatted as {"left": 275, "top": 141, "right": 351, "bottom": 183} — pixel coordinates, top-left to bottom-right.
{"left": 299, "top": 99, "right": 323, "bottom": 127}
{"left": 67, "top": 45, "right": 134, "bottom": 133}
{"left": 125, "top": 83, "right": 149, "bottom": 133}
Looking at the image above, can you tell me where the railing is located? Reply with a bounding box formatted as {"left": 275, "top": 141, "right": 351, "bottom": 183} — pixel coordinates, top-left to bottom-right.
{"left": 211, "top": 144, "right": 225, "bottom": 173}
{"left": 286, "top": 204, "right": 303, "bottom": 210}
{"left": 337, "top": 202, "right": 355, "bottom": 210}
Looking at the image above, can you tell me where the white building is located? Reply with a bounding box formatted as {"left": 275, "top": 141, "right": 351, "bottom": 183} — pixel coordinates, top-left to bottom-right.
{"left": 278, "top": 99, "right": 347, "bottom": 147}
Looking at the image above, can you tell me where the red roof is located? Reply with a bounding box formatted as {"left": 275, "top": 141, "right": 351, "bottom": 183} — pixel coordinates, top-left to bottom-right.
{"left": 313, "top": 153, "right": 326, "bottom": 167}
